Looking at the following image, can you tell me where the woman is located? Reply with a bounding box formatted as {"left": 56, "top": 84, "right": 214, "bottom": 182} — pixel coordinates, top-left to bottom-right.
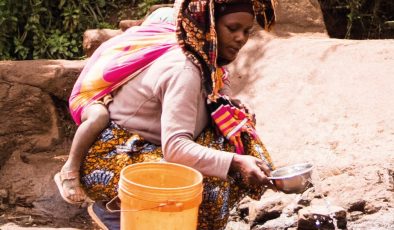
{"left": 73, "top": 0, "right": 276, "bottom": 229}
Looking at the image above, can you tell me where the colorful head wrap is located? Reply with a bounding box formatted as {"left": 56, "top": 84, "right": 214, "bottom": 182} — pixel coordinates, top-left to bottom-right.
{"left": 176, "top": 0, "right": 276, "bottom": 100}
{"left": 176, "top": 0, "right": 276, "bottom": 154}
{"left": 214, "top": 2, "right": 255, "bottom": 18}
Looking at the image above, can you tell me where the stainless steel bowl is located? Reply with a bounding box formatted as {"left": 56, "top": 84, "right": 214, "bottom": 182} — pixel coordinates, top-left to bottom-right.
{"left": 268, "top": 163, "right": 313, "bottom": 194}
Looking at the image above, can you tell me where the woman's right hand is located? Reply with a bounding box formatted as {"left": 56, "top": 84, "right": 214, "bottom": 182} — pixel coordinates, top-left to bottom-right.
{"left": 230, "top": 154, "right": 273, "bottom": 187}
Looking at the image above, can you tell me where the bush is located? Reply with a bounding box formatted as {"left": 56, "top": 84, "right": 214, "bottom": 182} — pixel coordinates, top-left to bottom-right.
{"left": 319, "top": 0, "right": 394, "bottom": 39}
{"left": 0, "top": 0, "right": 171, "bottom": 60}
{"left": 5, "top": 0, "right": 390, "bottom": 60}
{"left": 345, "top": 0, "right": 394, "bottom": 39}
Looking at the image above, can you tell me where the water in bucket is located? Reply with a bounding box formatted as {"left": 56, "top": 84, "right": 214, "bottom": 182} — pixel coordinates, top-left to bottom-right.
{"left": 118, "top": 162, "right": 203, "bottom": 230}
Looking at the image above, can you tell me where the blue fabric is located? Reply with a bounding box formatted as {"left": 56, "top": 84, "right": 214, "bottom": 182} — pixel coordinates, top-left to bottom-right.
{"left": 142, "top": 7, "right": 176, "bottom": 26}
{"left": 90, "top": 201, "right": 120, "bottom": 230}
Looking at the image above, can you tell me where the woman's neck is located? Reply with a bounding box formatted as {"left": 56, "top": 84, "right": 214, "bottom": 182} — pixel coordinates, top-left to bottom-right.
{"left": 217, "top": 56, "right": 231, "bottom": 66}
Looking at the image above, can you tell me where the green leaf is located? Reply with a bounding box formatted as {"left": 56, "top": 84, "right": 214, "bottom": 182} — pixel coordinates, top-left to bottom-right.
{"left": 59, "top": 0, "right": 66, "bottom": 9}
{"left": 97, "top": 0, "right": 106, "bottom": 8}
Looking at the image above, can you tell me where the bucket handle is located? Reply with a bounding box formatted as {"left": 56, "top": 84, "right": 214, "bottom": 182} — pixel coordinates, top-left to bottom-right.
{"left": 106, "top": 196, "right": 184, "bottom": 213}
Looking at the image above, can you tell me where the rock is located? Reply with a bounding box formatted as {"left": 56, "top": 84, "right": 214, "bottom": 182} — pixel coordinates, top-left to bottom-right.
{"left": 298, "top": 205, "right": 347, "bottom": 229}
{"left": 0, "top": 83, "right": 56, "bottom": 166}
{"left": 297, "top": 188, "right": 315, "bottom": 207}
{"left": 0, "top": 202, "right": 8, "bottom": 210}
{"left": 348, "top": 207, "right": 394, "bottom": 229}
{"left": 249, "top": 190, "right": 298, "bottom": 226}
{"left": 119, "top": 19, "right": 144, "bottom": 31}
{"left": 8, "top": 192, "right": 16, "bottom": 205}
{"left": 0, "top": 222, "right": 80, "bottom": 230}
{"left": 0, "top": 189, "right": 8, "bottom": 198}
{"left": 0, "top": 60, "right": 86, "bottom": 224}
{"left": 82, "top": 29, "right": 123, "bottom": 57}
{"left": 0, "top": 149, "right": 86, "bottom": 222}
{"left": 0, "top": 60, "right": 84, "bottom": 168}
{"left": 348, "top": 200, "right": 366, "bottom": 212}
{"left": 274, "top": 0, "right": 327, "bottom": 35}
{"left": 253, "top": 214, "right": 297, "bottom": 230}
{"left": 389, "top": 168, "right": 394, "bottom": 191}
{"left": 348, "top": 211, "right": 363, "bottom": 221}
{"left": 237, "top": 196, "right": 254, "bottom": 220}
{"left": 0, "top": 190, "right": 8, "bottom": 210}
{"left": 364, "top": 202, "right": 381, "bottom": 214}
{"left": 0, "top": 60, "right": 85, "bottom": 101}
{"left": 225, "top": 221, "right": 249, "bottom": 230}
{"left": 249, "top": 199, "right": 282, "bottom": 225}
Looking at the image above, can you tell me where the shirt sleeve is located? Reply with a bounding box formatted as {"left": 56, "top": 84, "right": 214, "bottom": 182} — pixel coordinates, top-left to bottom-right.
{"left": 156, "top": 66, "right": 235, "bottom": 179}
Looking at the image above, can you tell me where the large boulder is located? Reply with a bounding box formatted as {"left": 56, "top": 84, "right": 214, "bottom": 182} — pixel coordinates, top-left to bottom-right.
{"left": 0, "top": 60, "right": 85, "bottom": 168}
{"left": 0, "top": 60, "right": 86, "bottom": 227}
{"left": 273, "top": 0, "right": 327, "bottom": 35}
{"left": 82, "top": 29, "right": 123, "bottom": 57}
{"left": 227, "top": 34, "right": 394, "bottom": 229}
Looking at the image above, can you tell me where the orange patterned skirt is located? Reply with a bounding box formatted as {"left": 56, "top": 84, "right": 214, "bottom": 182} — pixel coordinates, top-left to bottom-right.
{"left": 80, "top": 121, "right": 274, "bottom": 230}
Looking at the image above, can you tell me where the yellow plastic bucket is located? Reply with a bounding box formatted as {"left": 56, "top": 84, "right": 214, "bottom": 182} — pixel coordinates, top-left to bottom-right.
{"left": 118, "top": 162, "right": 203, "bottom": 230}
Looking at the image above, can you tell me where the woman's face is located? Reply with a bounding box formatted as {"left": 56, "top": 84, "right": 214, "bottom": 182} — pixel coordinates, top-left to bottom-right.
{"left": 216, "top": 11, "right": 254, "bottom": 64}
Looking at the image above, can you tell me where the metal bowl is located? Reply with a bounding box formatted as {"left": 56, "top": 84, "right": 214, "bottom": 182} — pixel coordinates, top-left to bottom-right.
{"left": 269, "top": 163, "right": 313, "bottom": 194}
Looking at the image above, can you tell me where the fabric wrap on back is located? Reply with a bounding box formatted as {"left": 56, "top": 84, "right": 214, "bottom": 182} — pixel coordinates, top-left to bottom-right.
{"left": 69, "top": 22, "right": 177, "bottom": 124}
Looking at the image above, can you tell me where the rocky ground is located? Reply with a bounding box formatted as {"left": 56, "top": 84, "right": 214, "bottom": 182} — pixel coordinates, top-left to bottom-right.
{"left": 1, "top": 0, "right": 393, "bottom": 229}
{"left": 225, "top": 32, "right": 394, "bottom": 229}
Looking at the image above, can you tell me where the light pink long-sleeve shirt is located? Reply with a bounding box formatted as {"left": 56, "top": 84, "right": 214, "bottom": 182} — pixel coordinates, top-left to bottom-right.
{"left": 108, "top": 48, "right": 234, "bottom": 179}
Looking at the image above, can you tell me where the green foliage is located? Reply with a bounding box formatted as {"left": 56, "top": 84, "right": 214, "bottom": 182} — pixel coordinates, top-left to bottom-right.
{"left": 319, "top": 0, "right": 394, "bottom": 39}
{"left": 118, "top": 0, "right": 173, "bottom": 22}
{"left": 0, "top": 0, "right": 167, "bottom": 60}
{"left": 5, "top": 0, "right": 390, "bottom": 60}
{"left": 341, "top": 0, "right": 393, "bottom": 38}
{"left": 135, "top": 0, "right": 162, "bottom": 18}
{"left": 1, "top": 0, "right": 101, "bottom": 60}
{"left": 0, "top": 0, "right": 176, "bottom": 60}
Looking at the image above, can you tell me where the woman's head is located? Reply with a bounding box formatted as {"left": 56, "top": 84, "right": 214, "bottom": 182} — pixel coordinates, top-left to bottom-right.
{"left": 215, "top": 2, "right": 255, "bottom": 64}
{"left": 176, "top": 0, "right": 276, "bottom": 99}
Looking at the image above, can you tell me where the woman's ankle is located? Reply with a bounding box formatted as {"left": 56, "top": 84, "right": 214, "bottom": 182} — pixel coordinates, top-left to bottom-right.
{"left": 61, "top": 162, "right": 80, "bottom": 172}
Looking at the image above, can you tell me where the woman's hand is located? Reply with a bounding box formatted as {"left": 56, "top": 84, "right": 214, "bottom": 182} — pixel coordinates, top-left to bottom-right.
{"left": 230, "top": 154, "right": 274, "bottom": 188}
